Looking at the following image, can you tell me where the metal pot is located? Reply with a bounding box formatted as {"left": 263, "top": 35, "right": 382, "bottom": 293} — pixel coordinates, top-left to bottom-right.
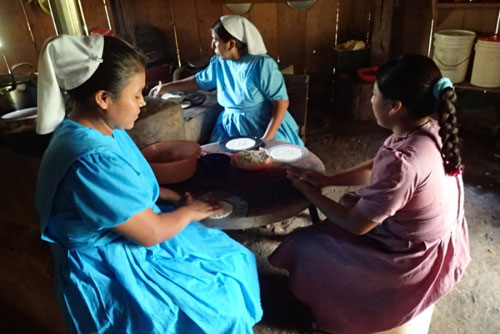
{"left": 0, "top": 63, "right": 37, "bottom": 115}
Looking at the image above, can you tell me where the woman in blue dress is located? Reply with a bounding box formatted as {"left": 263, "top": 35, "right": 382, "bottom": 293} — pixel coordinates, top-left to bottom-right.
{"left": 35, "top": 34, "right": 262, "bottom": 334}
{"left": 150, "top": 15, "right": 304, "bottom": 146}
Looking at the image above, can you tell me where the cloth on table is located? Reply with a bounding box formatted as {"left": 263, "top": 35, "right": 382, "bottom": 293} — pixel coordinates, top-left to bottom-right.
{"left": 35, "top": 118, "right": 263, "bottom": 334}
{"left": 195, "top": 54, "right": 304, "bottom": 146}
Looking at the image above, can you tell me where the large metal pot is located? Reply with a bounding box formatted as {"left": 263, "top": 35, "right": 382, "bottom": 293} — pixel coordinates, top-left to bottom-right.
{"left": 0, "top": 63, "right": 37, "bottom": 115}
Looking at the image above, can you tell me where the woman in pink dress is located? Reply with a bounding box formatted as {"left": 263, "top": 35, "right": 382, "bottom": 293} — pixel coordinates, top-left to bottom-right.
{"left": 269, "top": 55, "right": 470, "bottom": 334}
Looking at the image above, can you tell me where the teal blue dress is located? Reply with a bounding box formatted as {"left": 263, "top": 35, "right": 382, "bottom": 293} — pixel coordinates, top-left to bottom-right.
{"left": 195, "top": 54, "right": 304, "bottom": 146}
{"left": 35, "top": 119, "right": 263, "bottom": 334}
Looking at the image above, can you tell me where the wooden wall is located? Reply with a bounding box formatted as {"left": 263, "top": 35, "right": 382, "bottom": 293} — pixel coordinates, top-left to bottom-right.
{"left": 0, "top": 0, "right": 113, "bottom": 74}
{"left": 0, "top": 0, "right": 52, "bottom": 72}
{"left": 0, "top": 0, "right": 441, "bottom": 108}
{"left": 434, "top": 7, "right": 500, "bottom": 33}
{"left": 112, "top": 0, "right": 384, "bottom": 108}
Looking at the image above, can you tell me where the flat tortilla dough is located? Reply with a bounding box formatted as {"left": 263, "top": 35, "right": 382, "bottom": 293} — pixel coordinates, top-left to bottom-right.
{"left": 269, "top": 145, "right": 305, "bottom": 162}
{"left": 209, "top": 201, "right": 233, "bottom": 219}
{"left": 225, "top": 138, "right": 256, "bottom": 150}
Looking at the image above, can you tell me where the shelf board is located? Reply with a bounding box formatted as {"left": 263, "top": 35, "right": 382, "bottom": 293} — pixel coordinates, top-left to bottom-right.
{"left": 436, "top": 3, "right": 500, "bottom": 9}
{"left": 455, "top": 82, "right": 500, "bottom": 93}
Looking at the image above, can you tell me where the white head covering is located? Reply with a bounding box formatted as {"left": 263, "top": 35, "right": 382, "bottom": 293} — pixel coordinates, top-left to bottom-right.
{"left": 36, "top": 34, "right": 104, "bottom": 134}
{"left": 220, "top": 15, "right": 267, "bottom": 55}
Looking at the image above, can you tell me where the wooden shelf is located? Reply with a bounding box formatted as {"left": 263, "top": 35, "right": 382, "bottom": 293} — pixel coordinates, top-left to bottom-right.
{"left": 436, "top": 3, "right": 500, "bottom": 9}
{"left": 455, "top": 82, "right": 500, "bottom": 93}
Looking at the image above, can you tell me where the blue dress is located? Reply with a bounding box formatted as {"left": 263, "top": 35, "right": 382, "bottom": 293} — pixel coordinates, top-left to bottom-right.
{"left": 35, "top": 119, "right": 263, "bottom": 334}
{"left": 195, "top": 54, "right": 304, "bottom": 146}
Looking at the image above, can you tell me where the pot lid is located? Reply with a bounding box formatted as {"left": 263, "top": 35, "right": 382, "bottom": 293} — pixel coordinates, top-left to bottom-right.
{"left": 478, "top": 33, "right": 500, "bottom": 42}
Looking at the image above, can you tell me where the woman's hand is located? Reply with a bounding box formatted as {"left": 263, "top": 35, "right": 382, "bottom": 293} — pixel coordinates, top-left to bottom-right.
{"left": 286, "top": 167, "right": 331, "bottom": 188}
{"left": 114, "top": 196, "right": 219, "bottom": 247}
{"left": 288, "top": 174, "right": 320, "bottom": 197}
{"left": 149, "top": 76, "right": 200, "bottom": 98}
{"left": 148, "top": 83, "right": 165, "bottom": 97}
{"left": 183, "top": 193, "right": 222, "bottom": 221}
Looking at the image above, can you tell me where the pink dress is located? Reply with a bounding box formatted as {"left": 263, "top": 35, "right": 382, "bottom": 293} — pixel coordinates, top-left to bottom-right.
{"left": 269, "top": 120, "right": 470, "bottom": 334}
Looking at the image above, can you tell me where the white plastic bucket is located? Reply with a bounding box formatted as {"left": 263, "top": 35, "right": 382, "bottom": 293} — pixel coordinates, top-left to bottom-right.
{"left": 432, "top": 30, "right": 476, "bottom": 83}
{"left": 471, "top": 34, "right": 500, "bottom": 88}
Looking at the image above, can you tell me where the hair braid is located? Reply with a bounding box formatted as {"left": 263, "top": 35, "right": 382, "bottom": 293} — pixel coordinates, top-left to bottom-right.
{"left": 436, "top": 87, "right": 463, "bottom": 174}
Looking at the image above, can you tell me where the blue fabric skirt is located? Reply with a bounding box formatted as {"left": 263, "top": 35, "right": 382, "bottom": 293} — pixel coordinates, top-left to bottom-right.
{"left": 53, "top": 220, "right": 262, "bottom": 334}
{"left": 209, "top": 105, "right": 304, "bottom": 146}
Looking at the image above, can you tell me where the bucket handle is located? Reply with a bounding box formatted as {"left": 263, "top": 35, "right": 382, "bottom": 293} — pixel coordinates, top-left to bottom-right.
{"left": 434, "top": 55, "right": 470, "bottom": 68}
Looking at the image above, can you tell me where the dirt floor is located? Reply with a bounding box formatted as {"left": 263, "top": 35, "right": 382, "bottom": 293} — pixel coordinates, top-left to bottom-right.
{"left": 1, "top": 109, "right": 499, "bottom": 333}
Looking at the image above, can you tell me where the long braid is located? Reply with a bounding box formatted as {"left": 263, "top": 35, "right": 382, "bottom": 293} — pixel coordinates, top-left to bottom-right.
{"left": 436, "top": 87, "right": 463, "bottom": 174}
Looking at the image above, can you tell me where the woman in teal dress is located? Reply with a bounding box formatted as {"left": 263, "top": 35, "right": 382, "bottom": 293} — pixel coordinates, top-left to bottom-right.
{"left": 35, "top": 34, "right": 262, "bottom": 334}
{"left": 150, "top": 15, "right": 304, "bottom": 146}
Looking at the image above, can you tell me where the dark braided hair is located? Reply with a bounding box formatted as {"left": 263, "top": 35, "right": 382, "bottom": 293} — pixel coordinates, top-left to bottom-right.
{"left": 376, "top": 54, "right": 463, "bottom": 175}
{"left": 211, "top": 19, "right": 247, "bottom": 53}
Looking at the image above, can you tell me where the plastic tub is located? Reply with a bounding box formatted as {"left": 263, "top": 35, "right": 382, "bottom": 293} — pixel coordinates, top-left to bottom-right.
{"left": 471, "top": 34, "right": 500, "bottom": 88}
{"left": 432, "top": 29, "right": 476, "bottom": 83}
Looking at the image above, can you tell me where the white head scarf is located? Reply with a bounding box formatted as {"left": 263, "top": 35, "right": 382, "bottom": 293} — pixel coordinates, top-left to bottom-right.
{"left": 36, "top": 34, "right": 104, "bottom": 134}
{"left": 220, "top": 15, "right": 267, "bottom": 55}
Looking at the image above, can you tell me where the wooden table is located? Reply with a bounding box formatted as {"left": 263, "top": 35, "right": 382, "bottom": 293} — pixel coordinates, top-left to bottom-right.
{"left": 168, "top": 140, "right": 325, "bottom": 230}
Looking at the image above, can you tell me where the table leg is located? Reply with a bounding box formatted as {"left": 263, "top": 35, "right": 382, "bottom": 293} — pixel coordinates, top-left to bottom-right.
{"left": 308, "top": 205, "right": 320, "bottom": 224}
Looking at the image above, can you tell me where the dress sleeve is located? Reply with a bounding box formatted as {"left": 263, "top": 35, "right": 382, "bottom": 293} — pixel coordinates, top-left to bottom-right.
{"left": 258, "top": 57, "right": 288, "bottom": 101}
{"left": 63, "top": 152, "right": 154, "bottom": 229}
{"left": 195, "top": 56, "right": 218, "bottom": 90}
{"left": 355, "top": 149, "right": 417, "bottom": 223}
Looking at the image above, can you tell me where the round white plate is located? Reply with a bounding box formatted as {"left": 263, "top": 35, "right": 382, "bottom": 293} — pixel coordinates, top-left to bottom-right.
{"left": 269, "top": 144, "right": 308, "bottom": 162}
{"left": 209, "top": 201, "right": 233, "bottom": 219}
{"left": 225, "top": 138, "right": 256, "bottom": 151}
{"left": 1, "top": 107, "right": 37, "bottom": 122}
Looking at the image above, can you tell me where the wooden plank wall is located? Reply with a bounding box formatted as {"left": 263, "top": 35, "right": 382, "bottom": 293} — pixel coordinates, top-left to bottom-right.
{"left": 6, "top": 1, "right": 497, "bottom": 76}
{"left": 0, "top": 0, "right": 54, "bottom": 72}
{"left": 0, "top": 0, "right": 443, "bottom": 107}
{"left": 435, "top": 8, "right": 500, "bottom": 33}
{"left": 390, "top": 0, "right": 432, "bottom": 57}
{"left": 120, "top": 0, "right": 340, "bottom": 75}
{"left": 111, "top": 0, "right": 344, "bottom": 108}
{"left": 0, "top": 0, "right": 114, "bottom": 75}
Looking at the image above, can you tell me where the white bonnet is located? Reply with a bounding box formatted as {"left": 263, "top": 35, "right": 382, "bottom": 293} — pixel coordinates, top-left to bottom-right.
{"left": 36, "top": 34, "right": 104, "bottom": 134}
{"left": 220, "top": 15, "right": 267, "bottom": 55}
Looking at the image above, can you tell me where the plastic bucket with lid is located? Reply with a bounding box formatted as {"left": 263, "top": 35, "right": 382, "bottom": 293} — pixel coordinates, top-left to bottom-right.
{"left": 471, "top": 34, "right": 500, "bottom": 88}
{"left": 432, "top": 30, "right": 476, "bottom": 83}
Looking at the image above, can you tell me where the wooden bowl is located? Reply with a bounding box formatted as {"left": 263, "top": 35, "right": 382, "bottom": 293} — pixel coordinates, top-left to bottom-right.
{"left": 141, "top": 140, "right": 201, "bottom": 184}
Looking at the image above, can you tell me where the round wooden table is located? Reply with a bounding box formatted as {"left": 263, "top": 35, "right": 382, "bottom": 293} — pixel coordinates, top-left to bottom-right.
{"left": 168, "top": 140, "right": 325, "bottom": 230}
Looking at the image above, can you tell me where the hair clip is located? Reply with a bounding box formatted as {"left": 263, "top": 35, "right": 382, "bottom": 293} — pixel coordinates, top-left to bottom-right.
{"left": 448, "top": 168, "right": 462, "bottom": 177}
{"left": 433, "top": 77, "right": 453, "bottom": 99}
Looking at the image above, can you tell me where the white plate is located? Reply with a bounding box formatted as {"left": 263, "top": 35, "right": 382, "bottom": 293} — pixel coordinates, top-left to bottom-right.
{"left": 225, "top": 138, "right": 256, "bottom": 151}
{"left": 209, "top": 201, "right": 233, "bottom": 219}
{"left": 269, "top": 144, "right": 308, "bottom": 162}
{"left": 161, "top": 93, "right": 183, "bottom": 103}
{"left": 1, "top": 107, "right": 37, "bottom": 122}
